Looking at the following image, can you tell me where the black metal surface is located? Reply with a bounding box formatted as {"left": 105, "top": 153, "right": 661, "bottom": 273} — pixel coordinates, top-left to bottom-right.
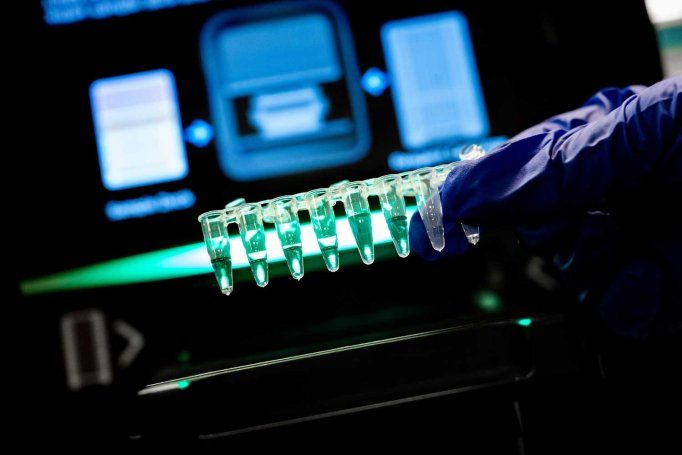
{"left": 137, "top": 319, "right": 536, "bottom": 439}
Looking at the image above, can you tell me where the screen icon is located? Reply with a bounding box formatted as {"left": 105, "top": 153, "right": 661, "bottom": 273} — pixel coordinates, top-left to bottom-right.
{"left": 200, "top": 1, "right": 370, "bottom": 181}
{"left": 90, "top": 69, "right": 188, "bottom": 191}
{"left": 382, "top": 12, "right": 489, "bottom": 150}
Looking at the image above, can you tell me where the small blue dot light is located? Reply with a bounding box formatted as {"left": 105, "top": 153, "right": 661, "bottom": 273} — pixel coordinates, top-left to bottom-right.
{"left": 184, "top": 119, "right": 214, "bottom": 148}
{"left": 361, "top": 68, "right": 389, "bottom": 97}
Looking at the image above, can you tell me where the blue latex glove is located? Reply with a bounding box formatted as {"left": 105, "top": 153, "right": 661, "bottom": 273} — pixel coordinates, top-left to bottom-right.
{"left": 410, "top": 76, "right": 682, "bottom": 338}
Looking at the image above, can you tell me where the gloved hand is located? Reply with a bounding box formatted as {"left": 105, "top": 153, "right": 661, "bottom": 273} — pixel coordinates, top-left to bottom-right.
{"left": 410, "top": 76, "right": 681, "bottom": 338}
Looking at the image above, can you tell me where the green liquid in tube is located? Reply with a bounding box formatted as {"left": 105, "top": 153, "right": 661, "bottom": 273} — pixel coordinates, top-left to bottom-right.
{"left": 320, "top": 245, "right": 339, "bottom": 272}
{"left": 310, "top": 210, "right": 339, "bottom": 272}
{"left": 241, "top": 228, "right": 269, "bottom": 287}
{"left": 387, "top": 215, "right": 409, "bottom": 257}
{"left": 249, "top": 258, "right": 269, "bottom": 287}
{"left": 211, "top": 257, "right": 233, "bottom": 295}
{"left": 348, "top": 212, "right": 374, "bottom": 264}
{"left": 283, "top": 246, "right": 304, "bottom": 280}
{"left": 275, "top": 219, "right": 303, "bottom": 280}
{"left": 317, "top": 234, "right": 339, "bottom": 272}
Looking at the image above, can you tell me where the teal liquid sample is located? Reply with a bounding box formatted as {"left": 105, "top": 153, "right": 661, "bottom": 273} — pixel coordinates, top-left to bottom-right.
{"left": 387, "top": 215, "right": 409, "bottom": 257}
{"left": 283, "top": 246, "right": 304, "bottom": 280}
{"left": 211, "top": 257, "right": 233, "bottom": 295}
{"left": 348, "top": 212, "right": 374, "bottom": 264}
{"left": 276, "top": 219, "right": 303, "bottom": 280}
{"left": 248, "top": 257, "right": 268, "bottom": 287}
{"left": 320, "top": 244, "right": 339, "bottom": 272}
{"left": 310, "top": 210, "right": 339, "bottom": 272}
{"left": 376, "top": 175, "right": 408, "bottom": 258}
{"left": 241, "top": 227, "right": 268, "bottom": 287}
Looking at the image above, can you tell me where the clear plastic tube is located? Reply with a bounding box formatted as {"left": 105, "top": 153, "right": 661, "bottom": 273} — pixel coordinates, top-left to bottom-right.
{"left": 305, "top": 188, "right": 340, "bottom": 272}
{"left": 199, "top": 211, "right": 234, "bottom": 295}
{"left": 375, "top": 175, "right": 409, "bottom": 257}
{"left": 340, "top": 181, "right": 374, "bottom": 265}
{"left": 411, "top": 168, "right": 445, "bottom": 251}
{"left": 457, "top": 144, "right": 485, "bottom": 244}
{"left": 270, "top": 196, "right": 304, "bottom": 280}
{"left": 236, "top": 203, "right": 269, "bottom": 287}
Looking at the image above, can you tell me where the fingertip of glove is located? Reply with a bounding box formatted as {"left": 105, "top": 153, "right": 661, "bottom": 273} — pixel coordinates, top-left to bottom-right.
{"left": 409, "top": 211, "right": 440, "bottom": 261}
{"left": 409, "top": 211, "right": 472, "bottom": 261}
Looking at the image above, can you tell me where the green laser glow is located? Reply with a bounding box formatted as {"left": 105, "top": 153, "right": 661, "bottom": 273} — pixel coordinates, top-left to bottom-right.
{"left": 517, "top": 318, "right": 533, "bottom": 327}
{"left": 20, "top": 207, "right": 417, "bottom": 296}
{"left": 177, "top": 380, "right": 190, "bottom": 390}
{"left": 177, "top": 350, "right": 191, "bottom": 363}
{"left": 475, "top": 290, "right": 502, "bottom": 313}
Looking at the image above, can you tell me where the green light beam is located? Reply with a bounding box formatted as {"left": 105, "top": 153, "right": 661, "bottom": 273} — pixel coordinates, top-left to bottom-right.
{"left": 21, "top": 207, "right": 417, "bottom": 295}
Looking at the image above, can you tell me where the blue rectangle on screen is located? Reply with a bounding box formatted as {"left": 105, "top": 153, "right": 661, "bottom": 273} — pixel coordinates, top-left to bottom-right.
{"left": 382, "top": 12, "right": 489, "bottom": 149}
{"left": 90, "top": 69, "right": 188, "bottom": 191}
{"left": 200, "top": 1, "right": 370, "bottom": 181}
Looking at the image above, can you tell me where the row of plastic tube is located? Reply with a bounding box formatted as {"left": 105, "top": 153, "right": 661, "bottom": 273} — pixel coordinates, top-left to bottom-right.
{"left": 199, "top": 145, "right": 485, "bottom": 295}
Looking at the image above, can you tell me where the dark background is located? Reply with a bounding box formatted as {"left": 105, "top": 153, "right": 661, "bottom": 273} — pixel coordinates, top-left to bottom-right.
{"left": 14, "top": 0, "right": 680, "bottom": 450}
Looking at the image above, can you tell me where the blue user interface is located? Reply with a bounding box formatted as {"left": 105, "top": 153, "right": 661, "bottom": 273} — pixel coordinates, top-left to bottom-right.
{"left": 82, "top": 2, "right": 495, "bottom": 192}
{"left": 50, "top": 0, "right": 497, "bottom": 223}
{"left": 90, "top": 69, "right": 188, "bottom": 191}
{"left": 49, "top": 1, "right": 497, "bottom": 208}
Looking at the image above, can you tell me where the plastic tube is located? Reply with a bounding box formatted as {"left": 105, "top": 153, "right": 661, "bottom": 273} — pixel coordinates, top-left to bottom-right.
{"left": 305, "top": 188, "right": 340, "bottom": 272}
{"left": 198, "top": 211, "right": 234, "bottom": 295}
{"left": 339, "top": 182, "right": 374, "bottom": 265}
